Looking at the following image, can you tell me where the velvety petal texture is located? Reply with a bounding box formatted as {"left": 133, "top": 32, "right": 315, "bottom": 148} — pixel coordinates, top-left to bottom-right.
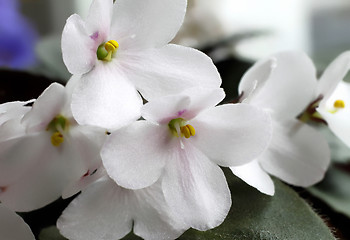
{"left": 260, "top": 119, "right": 330, "bottom": 187}
{"left": 102, "top": 121, "right": 170, "bottom": 189}
{"left": 119, "top": 45, "right": 221, "bottom": 100}
{"left": 58, "top": 176, "right": 186, "bottom": 240}
{"left": 61, "top": 14, "right": 97, "bottom": 74}
{"left": 110, "top": 0, "right": 187, "bottom": 50}
{"left": 317, "top": 81, "right": 350, "bottom": 147}
{"left": 230, "top": 160, "right": 275, "bottom": 196}
{"left": 162, "top": 142, "right": 231, "bottom": 231}
{"left": 0, "top": 204, "right": 35, "bottom": 240}
{"left": 22, "top": 83, "right": 66, "bottom": 133}
{"left": 239, "top": 51, "right": 317, "bottom": 120}
{"left": 141, "top": 88, "right": 225, "bottom": 125}
{"left": 191, "top": 104, "right": 272, "bottom": 167}
{"left": 317, "top": 51, "right": 350, "bottom": 100}
{"left": 71, "top": 61, "right": 142, "bottom": 130}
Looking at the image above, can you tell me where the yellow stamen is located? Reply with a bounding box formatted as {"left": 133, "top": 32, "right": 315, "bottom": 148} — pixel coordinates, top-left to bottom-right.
{"left": 334, "top": 100, "right": 345, "bottom": 109}
{"left": 51, "top": 131, "right": 64, "bottom": 147}
{"left": 180, "top": 125, "right": 195, "bottom": 139}
{"left": 105, "top": 40, "right": 119, "bottom": 52}
{"left": 97, "top": 40, "right": 119, "bottom": 61}
{"left": 187, "top": 124, "right": 196, "bottom": 136}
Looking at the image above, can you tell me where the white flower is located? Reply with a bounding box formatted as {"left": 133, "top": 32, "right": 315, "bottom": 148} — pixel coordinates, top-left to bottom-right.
{"left": 0, "top": 81, "right": 104, "bottom": 211}
{"left": 316, "top": 51, "right": 350, "bottom": 147}
{"left": 0, "top": 204, "right": 34, "bottom": 240}
{"left": 0, "top": 101, "right": 32, "bottom": 142}
{"left": 101, "top": 87, "right": 272, "bottom": 230}
{"left": 62, "top": 0, "right": 221, "bottom": 130}
{"left": 231, "top": 51, "right": 330, "bottom": 195}
{"left": 58, "top": 171, "right": 187, "bottom": 240}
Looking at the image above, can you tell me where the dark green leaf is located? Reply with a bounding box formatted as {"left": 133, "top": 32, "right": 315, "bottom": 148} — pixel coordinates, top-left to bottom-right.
{"left": 308, "top": 166, "right": 350, "bottom": 218}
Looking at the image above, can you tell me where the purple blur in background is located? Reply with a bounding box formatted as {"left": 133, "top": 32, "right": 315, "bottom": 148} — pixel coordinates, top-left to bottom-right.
{"left": 0, "top": 0, "right": 37, "bottom": 69}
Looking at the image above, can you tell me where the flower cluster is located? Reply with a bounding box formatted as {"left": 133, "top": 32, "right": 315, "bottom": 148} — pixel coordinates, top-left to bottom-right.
{"left": 2, "top": 0, "right": 350, "bottom": 239}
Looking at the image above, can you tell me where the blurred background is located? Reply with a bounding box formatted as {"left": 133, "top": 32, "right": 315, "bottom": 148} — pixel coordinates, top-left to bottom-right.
{"left": 2, "top": 0, "right": 350, "bottom": 78}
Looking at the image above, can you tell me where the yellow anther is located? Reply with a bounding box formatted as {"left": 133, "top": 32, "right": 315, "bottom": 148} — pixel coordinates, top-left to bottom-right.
{"left": 51, "top": 131, "right": 64, "bottom": 147}
{"left": 334, "top": 100, "right": 345, "bottom": 109}
{"left": 181, "top": 126, "right": 190, "bottom": 138}
{"left": 105, "top": 40, "right": 119, "bottom": 53}
{"left": 187, "top": 124, "right": 196, "bottom": 136}
{"left": 180, "top": 125, "right": 195, "bottom": 139}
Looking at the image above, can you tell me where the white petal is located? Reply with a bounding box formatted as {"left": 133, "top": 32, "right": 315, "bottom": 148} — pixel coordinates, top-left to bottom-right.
{"left": 238, "top": 57, "right": 276, "bottom": 102}
{"left": 0, "top": 204, "right": 35, "bottom": 240}
{"left": 22, "top": 83, "right": 66, "bottom": 133}
{"left": 58, "top": 177, "right": 133, "bottom": 240}
{"left": 62, "top": 167, "right": 105, "bottom": 199}
{"left": 162, "top": 142, "right": 231, "bottom": 231}
{"left": 110, "top": 0, "right": 186, "bottom": 49}
{"left": 260, "top": 119, "right": 330, "bottom": 187}
{"left": 58, "top": 176, "right": 185, "bottom": 240}
{"left": 191, "top": 104, "right": 272, "bottom": 167}
{"left": 0, "top": 133, "right": 48, "bottom": 186}
{"left": 62, "top": 14, "right": 97, "bottom": 75}
{"left": 85, "top": 0, "right": 113, "bottom": 41}
{"left": 101, "top": 121, "right": 169, "bottom": 189}
{"left": 132, "top": 180, "right": 187, "bottom": 240}
{"left": 119, "top": 44, "right": 221, "bottom": 100}
{"left": 239, "top": 51, "right": 317, "bottom": 119}
{"left": 0, "top": 149, "right": 67, "bottom": 212}
{"left": 317, "top": 51, "right": 350, "bottom": 100}
{"left": 71, "top": 61, "right": 142, "bottom": 130}
{"left": 230, "top": 160, "right": 274, "bottom": 196}
{"left": 0, "top": 101, "right": 31, "bottom": 125}
{"left": 142, "top": 88, "right": 225, "bottom": 125}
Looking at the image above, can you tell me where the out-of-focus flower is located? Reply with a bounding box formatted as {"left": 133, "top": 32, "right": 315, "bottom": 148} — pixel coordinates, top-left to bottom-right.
{"left": 231, "top": 51, "right": 330, "bottom": 195}
{"left": 58, "top": 171, "right": 187, "bottom": 240}
{"left": 0, "top": 204, "right": 34, "bottom": 240}
{"left": 101, "top": 87, "right": 272, "bottom": 230}
{"left": 316, "top": 51, "right": 350, "bottom": 147}
{"left": 62, "top": 0, "right": 221, "bottom": 130}
{"left": 0, "top": 0, "right": 37, "bottom": 69}
{"left": 0, "top": 80, "right": 104, "bottom": 212}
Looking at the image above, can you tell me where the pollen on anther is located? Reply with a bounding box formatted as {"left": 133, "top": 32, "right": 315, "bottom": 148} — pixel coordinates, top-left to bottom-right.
{"left": 334, "top": 99, "right": 345, "bottom": 109}
{"left": 51, "top": 131, "right": 64, "bottom": 147}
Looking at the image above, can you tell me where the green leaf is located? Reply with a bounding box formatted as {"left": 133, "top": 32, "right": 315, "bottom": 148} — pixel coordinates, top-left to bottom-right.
{"left": 40, "top": 169, "right": 334, "bottom": 240}
{"left": 39, "top": 226, "right": 67, "bottom": 240}
{"left": 175, "top": 169, "right": 335, "bottom": 240}
{"left": 308, "top": 166, "right": 350, "bottom": 218}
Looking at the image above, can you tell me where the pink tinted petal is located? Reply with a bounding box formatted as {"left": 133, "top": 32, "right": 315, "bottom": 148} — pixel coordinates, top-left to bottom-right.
{"left": 22, "top": 83, "right": 66, "bottom": 133}
{"left": 119, "top": 45, "right": 221, "bottom": 100}
{"left": 260, "top": 119, "right": 330, "bottom": 187}
{"left": 142, "top": 88, "right": 225, "bottom": 124}
{"left": 317, "top": 51, "right": 350, "bottom": 99}
{"left": 162, "top": 142, "right": 231, "bottom": 231}
{"left": 240, "top": 51, "right": 317, "bottom": 119}
{"left": 71, "top": 62, "right": 142, "bottom": 130}
{"left": 62, "top": 166, "right": 105, "bottom": 199}
{"left": 110, "top": 0, "right": 186, "bottom": 49}
{"left": 85, "top": 0, "right": 113, "bottom": 41}
{"left": 0, "top": 204, "right": 35, "bottom": 240}
{"left": 191, "top": 104, "right": 272, "bottom": 167}
{"left": 58, "top": 177, "right": 185, "bottom": 240}
{"left": 101, "top": 121, "right": 170, "bottom": 189}
{"left": 62, "top": 14, "right": 97, "bottom": 74}
{"left": 0, "top": 148, "right": 67, "bottom": 212}
{"left": 58, "top": 177, "right": 133, "bottom": 240}
{"left": 230, "top": 160, "right": 275, "bottom": 196}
